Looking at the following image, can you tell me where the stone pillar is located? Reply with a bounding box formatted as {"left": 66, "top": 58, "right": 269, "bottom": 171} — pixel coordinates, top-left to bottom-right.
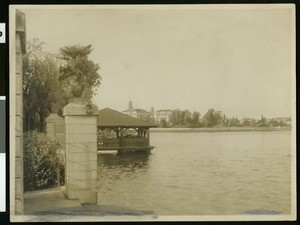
{"left": 63, "top": 102, "right": 99, "bottom": 204}
{"left": 46, "top": 113, "right": 66, "bottom": 157}
{"left": 15, "top": 10, "right": 26, "bottom": 215}
{"left": 46, "top": 114, "right": 58, "bottom": 141}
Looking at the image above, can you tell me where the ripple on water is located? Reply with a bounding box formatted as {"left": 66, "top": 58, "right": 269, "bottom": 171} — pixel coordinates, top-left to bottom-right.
{"left": 97, "top": 131, "right": 292, "bottom": 215}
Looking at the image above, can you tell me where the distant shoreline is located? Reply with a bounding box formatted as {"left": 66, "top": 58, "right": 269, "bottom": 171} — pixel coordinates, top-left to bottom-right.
{"left": 150, "top": 127, "right": 291, "bottom": 133}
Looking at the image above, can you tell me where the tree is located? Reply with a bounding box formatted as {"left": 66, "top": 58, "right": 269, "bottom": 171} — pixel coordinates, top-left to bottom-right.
{"left": 169, "top": 109, "right": 182, "bottom": 127}
{"left": 191, "top": 111, "right": 200, "bottom": 127}
{"left": 256, "top": 115, "right": 267, "bottom": 127}
{"left": 227, "top": 117, "right": 241, "bottom": 127}
{"left": 169, "top": 109, "right": 192, "bottom": 127}
{"left": 159, "top": 118, "right": 168, "bottom": 128}
{"left": 202, "top": 108, "right": 223, "bottom": 127}
{"left": 182, "top": 110, "right": 192, "bottom": 126}
{"left": 23, "top": 39, "right": 68, "bottom": 132}
{"left": 58, "top": 45, "right": 101, "bottom": 103}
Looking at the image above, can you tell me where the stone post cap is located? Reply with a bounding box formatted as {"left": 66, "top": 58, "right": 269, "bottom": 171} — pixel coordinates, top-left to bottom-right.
{"left": 63, "top": 102, "right": 99, "bottom": 116}
{"left": 46, "top": 113, "right": 64, "bottom": 123}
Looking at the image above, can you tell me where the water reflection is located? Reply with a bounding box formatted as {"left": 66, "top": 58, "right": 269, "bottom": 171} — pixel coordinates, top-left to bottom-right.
{"left": 97, "top": 132, "right": 292, "bottom": 215}
{"left": 97, "top": 152, "right": 150, "bottom": 171}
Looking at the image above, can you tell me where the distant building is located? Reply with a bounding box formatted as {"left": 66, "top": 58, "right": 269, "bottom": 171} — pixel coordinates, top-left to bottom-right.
{"left": 266, "top": 117, "right": 291, "bottom": 127}
{"left": 241, "top": 117, "right": 257, "bottom": 127}
{"left": 122, "top": 101, "right": 154, "bottom": 123}
{"left": 155, "top": 109, "right": 172, "bottom": 124}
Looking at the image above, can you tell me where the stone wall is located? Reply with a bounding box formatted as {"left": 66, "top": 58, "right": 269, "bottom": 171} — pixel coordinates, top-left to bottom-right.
{"left": 15, "top": 10, "right": 26, "bottom": 215}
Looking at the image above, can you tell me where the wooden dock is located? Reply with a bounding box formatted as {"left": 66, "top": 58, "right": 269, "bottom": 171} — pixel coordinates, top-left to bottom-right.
{"left": 97, "top": 146, "right": 155, "bottom": 154}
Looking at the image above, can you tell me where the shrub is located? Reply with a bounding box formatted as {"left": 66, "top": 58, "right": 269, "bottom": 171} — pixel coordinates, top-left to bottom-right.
{"left": 24, "top": 131, "right": 65, "bottom": 191}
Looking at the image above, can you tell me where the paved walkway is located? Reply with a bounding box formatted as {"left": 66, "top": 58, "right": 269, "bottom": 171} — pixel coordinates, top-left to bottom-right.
{"left": 24, "top": 187, "right": 81, "bottom": 215}
{"left": 23, "top": 186, "right": 156, "bottom": 221}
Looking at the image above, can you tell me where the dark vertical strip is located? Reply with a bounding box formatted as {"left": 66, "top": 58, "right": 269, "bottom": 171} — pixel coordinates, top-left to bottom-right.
{"left": 0, "top": 0, "right": 7, "bottom": 96}
{"left": 0, "top": 100, "right": 5, "bottom": 153}
{"left": 0, "top": 0, "right": 8, "bottom": 219}
{"left": 0, "top": 45, "right": 5, "bottom": 96}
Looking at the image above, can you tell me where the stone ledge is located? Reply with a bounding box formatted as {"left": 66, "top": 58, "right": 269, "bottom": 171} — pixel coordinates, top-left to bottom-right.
{"left": 63, "top": 102, "right": 98, "bottom": 116}
{"left": 46, "top": 114, "right": 65, "bottom": 123}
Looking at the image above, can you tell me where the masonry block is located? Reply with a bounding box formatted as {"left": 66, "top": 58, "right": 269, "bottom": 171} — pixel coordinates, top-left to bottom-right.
{"left": 15, "top": 115, "right": 23, "bottom": 136}
{"left": 15, "top": 136, "right": 21, "bottom": 158}
{"left": 46, "top": 114, "right": 66, "bottom": 145}
{"left": 55, "top": 124, "right": 65, "bottom": 133}
{"left": 65, "top": 183, "right": 97, "bottom": 204}
{"left": 65, "top": 143, "right": 97, "bottom": 153}
{"left": 15, "top": 157, "right": 22, "bottom": 178}
{"left": 16, "top": 34, "right": 22, "bottom": 53}
{"left": 66, "top": 150, "right": 97, "bottom": 162}
{"left": 15, "top": 199, "right": 23, "bottom": 215}
{"left": 56, "top": 134, "right": 66, "bottom": 144}
{"left": 67, "top": 161, "right": 97, "bottom": 171}
{"left": 15, "top": 74, "right": 22, "bottom": 94}
{"left": 46, "top": 124, "right": 54, "bottom": 133}
{"left": 15, "top": 178, "right": 23, "bottom": 199}
{"left": 66, "top": 167, "right": 97, "bottom": 181}
{"left": 65, "top": 180, "right": 97, "bottom": 192}
{"left": 16, "top": 53, "right": 22, "bottom": 75}
{"left": 65, "top": 116, "right": 97, "bottom": 125}
{"left": 15, "top": 94, "right": 22, "bottom": 115}
{"left": 66, "top": 124, "right": 97, "bottom": 134}
{"left": 66, "top": 133, "right": 97, "bottom": 143}
{"left": 67, "top": 180, "right": 97, "bottom": 191}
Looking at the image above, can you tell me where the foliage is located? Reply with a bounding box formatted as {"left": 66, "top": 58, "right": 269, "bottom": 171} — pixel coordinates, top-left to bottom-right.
{"left": 159, "top": 118, "right": 168, "bottom": 128}
{"left": 169, "top": 109, "right": 201, "bottom": 127}
{"left": 166, "top": 108, "right": 290, "bottom": 128}
{"left": 201, "top": 108, "right": 223, "bottom": 127}
{"left": 23, "top": 38, "right": 68, "bottom": 132}
{"left": 222, "top": 115, "right": 241, "bottom": 127}
{"left": 58, "top": 44, "right": 101, "bottom": 103}
{"left": 23, "top": 40, "right": 102, "bottom": 132}
{"left": 257, "top": 115, "right": 267, "bottom": 127}
{"left": 23, "top": 131, "right": 65, "bottom": 191}
{"left": 190, "top": 111, "right": 201, "bottom": 127}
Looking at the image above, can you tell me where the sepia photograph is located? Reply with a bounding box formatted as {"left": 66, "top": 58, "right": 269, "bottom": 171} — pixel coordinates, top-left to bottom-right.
{"left": 9, "top": 4, "right": 296, "bottom": 222}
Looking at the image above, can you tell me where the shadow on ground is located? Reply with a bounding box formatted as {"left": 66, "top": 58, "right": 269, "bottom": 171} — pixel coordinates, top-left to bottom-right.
{"left": 24, "top": 187, "right": 155, "bottom": 217}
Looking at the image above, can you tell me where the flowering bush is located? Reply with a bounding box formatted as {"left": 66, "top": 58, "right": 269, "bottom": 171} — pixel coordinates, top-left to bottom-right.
{"left": 24, "top": 131, "right": 65, "bottom": 191}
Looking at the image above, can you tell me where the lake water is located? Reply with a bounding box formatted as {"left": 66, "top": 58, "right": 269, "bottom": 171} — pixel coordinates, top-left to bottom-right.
{"left": 97, "top": 131, "right": 292, "bottom": 216}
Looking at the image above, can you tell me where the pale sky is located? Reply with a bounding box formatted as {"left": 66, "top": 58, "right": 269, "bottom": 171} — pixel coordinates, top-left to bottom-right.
{"left": 17, "top": 5, "right": 295, "bottom": 119}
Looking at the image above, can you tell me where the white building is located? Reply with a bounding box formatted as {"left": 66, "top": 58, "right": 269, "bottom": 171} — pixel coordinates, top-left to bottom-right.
{"left": 155, "top": 109, "right": 172, "bottom": 124}
{"left": 122, "top": 101, "right": 154, "bottom": 123}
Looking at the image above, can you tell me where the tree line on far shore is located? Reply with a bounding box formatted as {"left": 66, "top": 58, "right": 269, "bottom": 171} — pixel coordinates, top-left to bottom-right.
{"left": 158, "top": 108, "right": 291, "bottom": 128}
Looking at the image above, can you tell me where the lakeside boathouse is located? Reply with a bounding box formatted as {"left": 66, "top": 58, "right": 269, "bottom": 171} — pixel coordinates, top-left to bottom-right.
{"left": 97, "top": 108, "right": 157, "bottom": 153}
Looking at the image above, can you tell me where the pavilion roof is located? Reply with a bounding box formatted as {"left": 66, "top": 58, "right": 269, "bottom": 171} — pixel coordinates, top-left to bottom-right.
{"left": 97, "top": 108, "right": 157, "bottom": 128}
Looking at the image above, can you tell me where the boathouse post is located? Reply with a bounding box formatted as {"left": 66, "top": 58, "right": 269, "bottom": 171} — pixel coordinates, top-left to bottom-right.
{"left": 63, "top": 101, "right": 99, "bottom": 204}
